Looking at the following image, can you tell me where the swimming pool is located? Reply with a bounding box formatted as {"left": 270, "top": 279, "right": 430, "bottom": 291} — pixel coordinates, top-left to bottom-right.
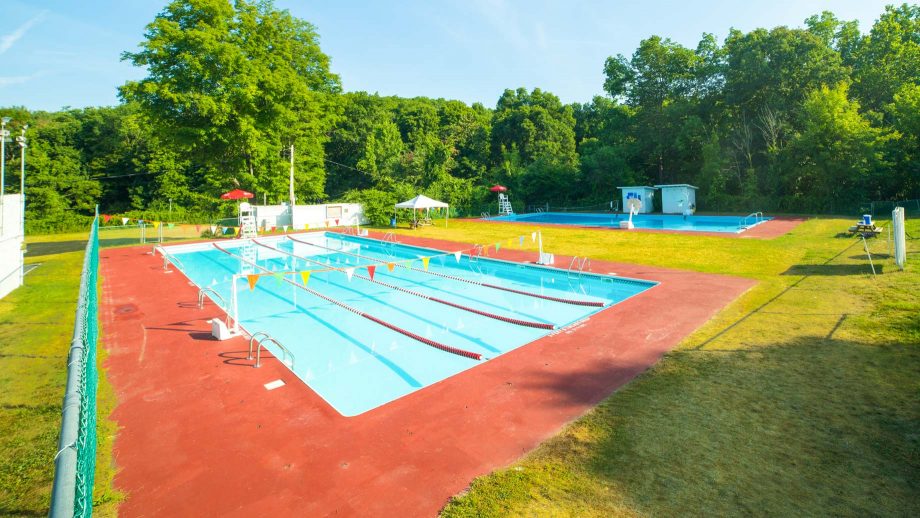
{"left": 160, "top": 233, "right": 656, "bottom": 416}
{"left": 487, "top": 212, "right": 772, "bottom": 233}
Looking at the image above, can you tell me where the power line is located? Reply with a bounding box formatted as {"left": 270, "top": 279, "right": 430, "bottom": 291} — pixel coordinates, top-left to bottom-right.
{"left": 323, "top": 158, "right": 372, "bottom": 176}
{"left": 93, "top": 171, "right": 156, "bottom": 180}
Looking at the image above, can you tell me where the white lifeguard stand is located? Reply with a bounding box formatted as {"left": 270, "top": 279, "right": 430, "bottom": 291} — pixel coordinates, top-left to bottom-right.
{"left": 238, "top": 202, "right": 257, "bottom": 239}
{"left": 498, "top": 193, "right": 514, "bottom": 215}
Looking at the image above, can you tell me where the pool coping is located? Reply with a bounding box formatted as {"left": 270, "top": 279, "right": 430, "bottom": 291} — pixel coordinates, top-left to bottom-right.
{"left": 101, "top": 232, "right": 757, "bottom": 516}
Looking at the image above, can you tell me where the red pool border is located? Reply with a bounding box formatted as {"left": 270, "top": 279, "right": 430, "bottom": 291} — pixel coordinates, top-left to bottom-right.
{"left": 101, "top": 232, "right": 756, "bottom": 517}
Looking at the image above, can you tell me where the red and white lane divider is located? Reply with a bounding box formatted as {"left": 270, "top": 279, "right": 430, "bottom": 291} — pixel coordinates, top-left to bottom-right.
{"left": 288, "top": 235, "right": 606, "bottom": 308}
{"left": 252, "top": 239, "right": 555, "bottom": 330}
{"left": 212, "top": 242, "right": 482, "bottom": 361}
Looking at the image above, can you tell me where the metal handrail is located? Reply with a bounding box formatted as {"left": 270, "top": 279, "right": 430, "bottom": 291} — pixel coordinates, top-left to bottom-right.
{"left": 480, "top": 212, "right": 491, "bottom": 218}
{"left": 249, "top": 332, "right": 295, "bottom": 368}
{"left": 568, "top": 256, "right": 591, "bottom": 279}
{"left": 739, "top": 211, "right": 764, "bottom": 228}
{"left": 197, "top": 287, "right": 232, "bottom": 328}
{"left": 382, "top": 232, "right": 396, "bottom": 243}
{"left": 156, "top": 246, "right": 187, "bottom": 272}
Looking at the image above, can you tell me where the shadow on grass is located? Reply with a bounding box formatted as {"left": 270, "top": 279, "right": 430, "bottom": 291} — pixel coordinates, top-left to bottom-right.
{"left": 783, "top": 263, "right": 881, "bottom": 276}
{"left": 25, "top": 240, "right": 88, "bottom": 257}
{"left": 571, "top": 337, "right": 920, "bottom": 517}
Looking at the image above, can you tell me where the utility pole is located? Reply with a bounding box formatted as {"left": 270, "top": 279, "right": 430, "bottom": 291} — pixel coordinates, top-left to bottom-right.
{"left": 0, "top": 117, "right": 9, "bottom": 234}
{"left": 289, "top": 144, "right": 296, "bottom": 207}
{"left": 16, "top": 126, "right": 27, "bottom": 240}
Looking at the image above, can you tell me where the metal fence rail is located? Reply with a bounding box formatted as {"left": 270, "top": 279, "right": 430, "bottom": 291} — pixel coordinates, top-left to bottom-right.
{"left": 49, "top": 215, "right": 99, "bottom": 518}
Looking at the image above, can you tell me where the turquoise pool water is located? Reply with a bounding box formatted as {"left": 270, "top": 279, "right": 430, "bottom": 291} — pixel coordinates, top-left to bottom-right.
{"left": 488, "top": 212, "right": 772, "bottom": 233}
{"left": 162, "top": 233, "right": 656, "bottom": 416}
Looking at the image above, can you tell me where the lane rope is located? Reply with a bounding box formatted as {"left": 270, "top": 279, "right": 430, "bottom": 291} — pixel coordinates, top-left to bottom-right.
{"left": 288, "top": 235, "right": 606, "bottom": 308}
{"left": 212, "top": 243, "right": 482, "bottom": 361}
{"left": 253, "top": 239, "right": 555, "bottom": 330}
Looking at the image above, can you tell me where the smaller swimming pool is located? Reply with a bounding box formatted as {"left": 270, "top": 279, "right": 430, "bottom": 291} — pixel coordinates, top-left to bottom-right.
{"left": 487, "top": 212, "right": 772, "bottom": 233}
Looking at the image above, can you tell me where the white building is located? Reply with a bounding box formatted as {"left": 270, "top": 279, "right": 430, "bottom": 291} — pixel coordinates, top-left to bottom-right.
{"left": 617, "top": 186, "right": 657, "bottom": 214}
{"left": 655, "top": 184, "right": 698, "bottom": 214}
{"left": 0, "top": 194, "right": 24, "bottom": 300}
{"left": 252, "top": 203, "right": 366, "bottom": 230}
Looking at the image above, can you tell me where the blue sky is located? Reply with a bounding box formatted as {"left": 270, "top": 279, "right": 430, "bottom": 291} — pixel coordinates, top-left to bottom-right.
{"left": 0, "top": 0, "right": 895, "bottom": 111}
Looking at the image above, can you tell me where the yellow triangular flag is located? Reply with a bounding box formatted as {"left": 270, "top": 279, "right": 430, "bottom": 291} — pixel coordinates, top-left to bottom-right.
{"left": 304, "top": 223, "right": 310, "bottom": 230}
{"left": 152, "top": 221, "right": 160, "bottom": 229}
{"left": 299, "top": 271, "right": 311, "bottom": 285}
{"left": 422, "top": 257, "right": 430, "bottom": 271}
{"left": 247, "top": 274, "right": 259, "bottom": 291}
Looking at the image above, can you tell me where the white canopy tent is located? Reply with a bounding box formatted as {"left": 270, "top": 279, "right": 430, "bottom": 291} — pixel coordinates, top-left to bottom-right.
{"left": 394, "top": 194, "right": 450, "bottom": 227}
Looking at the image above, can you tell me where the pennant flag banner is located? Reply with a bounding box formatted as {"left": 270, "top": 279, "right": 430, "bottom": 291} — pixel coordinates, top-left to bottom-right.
{"left": 271, "top": 226, "right": 277, "bottom": 233}
{"left": 299, "top": 271, "right": 311, "bottom": 286}
{"left": 152, "top": 221, "right": 160, "bottom": 229}
{"left": 272, "top": 272, "right": 285, "bottom": 284}
{"left": 102, "top": 214, "right": 112, "bottom": 224}
{"left": 121, "top": 217, "right": 129, "bottom": 226}
{"left": 138, "top": 219, "right": 144, "bottom": 225}
{"left": 168, "top": 223, "right": 175, "bottom": 229}
{"left": 210, "top": 226, "right": 217, "bottom": 234}
{"left": 283, "top": 225, "right": 289, "bottom": 233}
{"left": 247, "top": 274, "right": 259, "bottom": 291}
{"left": 335, "top": 219, "right": 340, "bottom": 225}
{"left": 495, "top": 242, "right": 501, "bottom": 252}
{"left": 344, "top": 268, "right": 355, "bottom": 282}
{"left": 218, "top": 226, "right": 225, "bottom": 235}
{"left": 304, "top": 224, "right": 310, "bottom": 230}
{"left": 195, "top": 225, "right": 201, "bottom": 233}
{"left": 422, "top": 257, "right": 430, "bottom": 271}
{"left": 454, "top": 251, "right": 462, "bottom": 263}
{"left": 386, "top": 262, "right": 395, "bottom": 272}
{"left": 367, "top": 265, "right": 376, "bottom": 281}
{"left": 519, "top": 236, "right": 525, "bottom": 246}
{"left": 404, "top": 259, "right": 414, "bottom": 269}
{"left": 531, "top": 232, "right": 537, "bottom": 242}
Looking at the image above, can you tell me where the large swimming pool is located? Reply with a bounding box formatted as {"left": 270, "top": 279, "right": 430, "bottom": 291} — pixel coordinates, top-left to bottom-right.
{"left": 488, "top": 212, "right": 771, "bottom": 233}
{"left": 160, "top": 233, "right": 656, "bottom": 416}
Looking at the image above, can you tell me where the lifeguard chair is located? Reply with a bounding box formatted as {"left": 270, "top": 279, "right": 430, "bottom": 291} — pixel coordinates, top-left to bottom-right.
{"left": 498, "top": 193, "right": 514, "bottom": 215}
{"left": 238, "top": 202, "right": 257, "bottom": 239}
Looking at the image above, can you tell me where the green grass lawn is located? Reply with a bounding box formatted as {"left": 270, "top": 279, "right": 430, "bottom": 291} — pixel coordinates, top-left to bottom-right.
{"left": 3, "top": 217, "right": 917, "bottom": 516}
{"left": 0, "top": 229, "right": 135, "bottom": 517}
{"left": 402, "top": 217, "right": 920, "bottom": 516}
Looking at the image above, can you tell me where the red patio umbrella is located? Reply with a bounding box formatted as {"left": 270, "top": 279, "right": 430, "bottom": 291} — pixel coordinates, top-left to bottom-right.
{"left": 489, "top": 185, "right": 507, "bottom": 193}
{"left": 220, "top": 189, "right": 254, "bottom": 200}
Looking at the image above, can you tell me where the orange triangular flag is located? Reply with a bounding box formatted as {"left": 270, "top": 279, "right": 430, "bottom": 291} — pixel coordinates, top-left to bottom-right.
{"left": 386, "top": 262, "right": 395, "bottom": 272}
{"left": 422, "top": 257, "right": 430, "bottom": 271}
{"left": 367, "top": 265, "right": 376, "bottom": 280}
{"left": 247, "top": 274, "right": 259, "bottom": 291}
{"left": 299, "top": 271, "right": 311, "bottom": 286}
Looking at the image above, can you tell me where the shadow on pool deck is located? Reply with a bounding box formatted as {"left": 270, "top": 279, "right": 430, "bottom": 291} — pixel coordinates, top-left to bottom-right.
{"left": 100, "top": 233, "right": 756, "bottom": 517}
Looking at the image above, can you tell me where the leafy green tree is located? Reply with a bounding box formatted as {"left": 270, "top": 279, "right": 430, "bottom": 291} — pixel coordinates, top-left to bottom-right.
{"left": 852, "top": 4, "right": 920, "bottom": 113}
{"left": 120, "top": 0, "right": 341, "bottom": 202}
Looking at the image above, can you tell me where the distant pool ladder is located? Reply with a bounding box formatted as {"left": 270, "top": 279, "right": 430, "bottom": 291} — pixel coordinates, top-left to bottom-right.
{"left": 248, "top": 331, "right": 295, "bottom": 369}
{"left": 480, "top": 211, "right": 491, "bottom": 219}
{"left": 739, "top": 212, "right": 764, "bottom": 228}
{"left": 567, "top": 256, "right": 591, "bottom": 279}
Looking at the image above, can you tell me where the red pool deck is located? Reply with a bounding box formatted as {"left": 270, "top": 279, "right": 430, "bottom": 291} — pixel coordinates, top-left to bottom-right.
{"left": 101, "top": 234, "right": 756, "bottom": 517}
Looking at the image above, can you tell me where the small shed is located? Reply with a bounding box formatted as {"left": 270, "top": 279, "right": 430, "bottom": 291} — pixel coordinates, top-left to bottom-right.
{"left": 617, "top": 186, "right": 657, "bottom": 214}
{"left": 655, "top": 184, "right": 698, "bottom": 214}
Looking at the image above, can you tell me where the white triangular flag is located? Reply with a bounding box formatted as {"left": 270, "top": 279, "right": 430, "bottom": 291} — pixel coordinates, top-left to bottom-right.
{"left": 453, "top": 251, "right": 462, "bottom": 262}
{"left": 531, "top": 232, "right": 537, "bottom": 242}
{"left": 345, "top": 267, "right": 354, "bottom": 281}
{"left": 121, "top": 217, "right": 129, "bottom": 226}
{"left": 283, "top": 225, "right": 289, "bottom": 233}
{"left": 210, "top": 226, "right": 217, "bottom": 234}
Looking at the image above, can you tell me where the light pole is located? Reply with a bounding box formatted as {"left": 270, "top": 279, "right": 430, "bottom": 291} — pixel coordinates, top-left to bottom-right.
{"left": 15, "top": 125, "right": 27, "bottom": 240}
{"left": 0, "top": 117, "right": 9, "bottom": 234}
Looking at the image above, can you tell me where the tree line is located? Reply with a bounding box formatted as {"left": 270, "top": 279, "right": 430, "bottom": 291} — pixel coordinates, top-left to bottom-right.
{"left": 1, "top": 0, "right": 918, "bottom": 231}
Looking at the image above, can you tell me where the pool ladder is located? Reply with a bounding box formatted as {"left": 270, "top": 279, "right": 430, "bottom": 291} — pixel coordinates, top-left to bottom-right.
{"left": 248, "top": 332, "right": 295, "bottom": 369}
{"left": 197, "top": 288, "right": 233, "bottom": 328}
{"left": 739, "top": 212, "right": 764, "bottom": 228}
{"left": 567, "top": 256, "right": 591, "bottom": 279}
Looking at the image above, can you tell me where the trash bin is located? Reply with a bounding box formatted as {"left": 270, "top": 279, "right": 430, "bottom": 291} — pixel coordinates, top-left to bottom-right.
{"left": 390, "top": 217, "right": 397, "bottom": 228}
